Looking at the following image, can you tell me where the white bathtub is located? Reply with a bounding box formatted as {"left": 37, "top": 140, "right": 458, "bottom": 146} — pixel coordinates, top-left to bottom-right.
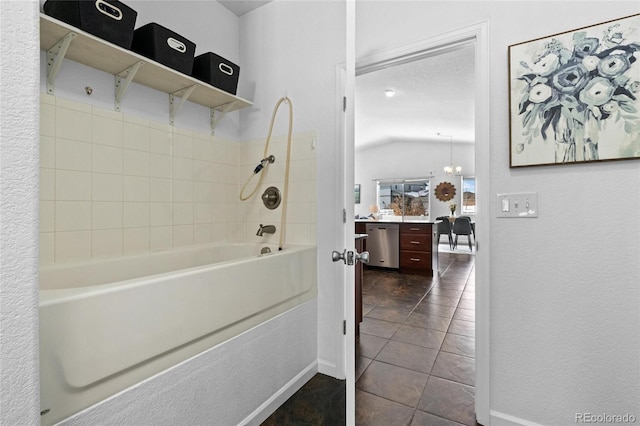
{"left": 39, "top": 242, "right": 317, "bottom": 426}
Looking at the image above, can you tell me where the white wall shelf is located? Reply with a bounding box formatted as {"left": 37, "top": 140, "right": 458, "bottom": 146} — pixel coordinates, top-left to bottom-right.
{"left": 40, "top": 14, "right": 252, "bottom": 131}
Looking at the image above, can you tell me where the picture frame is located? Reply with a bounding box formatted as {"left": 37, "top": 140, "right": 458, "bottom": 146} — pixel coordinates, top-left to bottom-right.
{"left": 354, "top": 184, "right": 361, "bottom": 204}
{"left": 508, "top": 14, "right": 640, "bottom": 168}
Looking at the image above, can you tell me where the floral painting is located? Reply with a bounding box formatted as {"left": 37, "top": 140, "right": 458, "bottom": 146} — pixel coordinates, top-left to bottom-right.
{"left": 509, "top": 14, "right": 640, "bottom": 167}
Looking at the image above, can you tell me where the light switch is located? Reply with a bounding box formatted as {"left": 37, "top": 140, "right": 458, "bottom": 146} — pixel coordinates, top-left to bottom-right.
{"left": 497, "top": 192, "right": 538, "bottom": 218}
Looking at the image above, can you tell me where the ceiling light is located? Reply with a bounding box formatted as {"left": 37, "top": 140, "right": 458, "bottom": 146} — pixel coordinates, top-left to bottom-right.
{"left": 384, "top": 89, "right": 396, "bottom": 98}
{"left": 437, "top": 133, "right": 462, "bottom": 176}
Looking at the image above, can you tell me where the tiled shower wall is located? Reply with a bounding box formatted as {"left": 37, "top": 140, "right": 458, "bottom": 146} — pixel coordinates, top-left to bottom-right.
{"left": 39, "top": 94, "right": 317, "bottom": 264}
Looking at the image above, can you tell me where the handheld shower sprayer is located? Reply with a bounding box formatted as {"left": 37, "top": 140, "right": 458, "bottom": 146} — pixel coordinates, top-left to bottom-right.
{"left": 253, "top": 155, "right": 276, "bottom": 174}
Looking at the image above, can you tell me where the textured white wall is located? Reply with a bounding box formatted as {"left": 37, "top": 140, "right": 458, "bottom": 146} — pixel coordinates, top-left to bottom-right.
{"left": 355, "top": 140, "right": 475, "bottom": 219}
{"left": 0, "top": 1, "right": 41, "bottom": 424}
{"left": 358, "top": 1, "right": 640, "bottom": 424}
{"left": 239, "top": 1, "right": 346, "bottom": 376}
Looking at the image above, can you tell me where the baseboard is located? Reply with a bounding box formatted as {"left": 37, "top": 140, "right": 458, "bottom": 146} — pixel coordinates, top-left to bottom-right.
{"left": 490, "top": 410, "right": 544, "bottom": 426}
{"left": 317, "top": 358, "right": 339, "bottom": 378}
{"left": 239, "top": 361, "right": 318, "bottom": 426}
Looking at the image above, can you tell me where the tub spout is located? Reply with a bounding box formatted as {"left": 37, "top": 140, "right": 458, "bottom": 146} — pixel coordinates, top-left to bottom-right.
{"left": 257, "top": 224, "right": 276, "bottom": 236}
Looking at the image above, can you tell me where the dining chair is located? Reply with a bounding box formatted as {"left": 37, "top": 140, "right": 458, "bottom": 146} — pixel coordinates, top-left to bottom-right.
{"left": 436, "top": 216, "right": 453, "bottom": 249}
{"left": 453, "top": 216, "right": 473, "bottom": 251}
{"left": 458, "top": 215, "right": 475, "bottom": 239}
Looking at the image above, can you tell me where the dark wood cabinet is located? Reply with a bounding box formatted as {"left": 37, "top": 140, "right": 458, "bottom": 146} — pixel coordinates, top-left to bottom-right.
{"left": 399, "top": 223, "right": 435, "bottom": 276}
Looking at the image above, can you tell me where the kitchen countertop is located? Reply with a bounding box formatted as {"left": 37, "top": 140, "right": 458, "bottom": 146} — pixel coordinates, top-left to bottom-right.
{"left": 355, "top": 218, "right": 437, "bottom": 224}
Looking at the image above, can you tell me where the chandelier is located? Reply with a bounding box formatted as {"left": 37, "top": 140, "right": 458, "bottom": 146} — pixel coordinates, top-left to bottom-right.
{"left": 438, "top": 133, "right": 462, "bottom": 176}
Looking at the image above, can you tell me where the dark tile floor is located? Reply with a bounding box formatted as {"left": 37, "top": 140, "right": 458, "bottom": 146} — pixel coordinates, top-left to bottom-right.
{"left": 262, "top": 249, "right": 476, "bottom": 426}
{"left": 356, "top": 251, "right": 477, "bottom": 426}
{"left": 261, "top": 373, "right": 346, "bottom": 425}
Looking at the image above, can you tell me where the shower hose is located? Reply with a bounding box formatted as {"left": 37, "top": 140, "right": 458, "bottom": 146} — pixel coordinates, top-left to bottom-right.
{"left": 239, "top": 96, "right": 293, "bottom": 250}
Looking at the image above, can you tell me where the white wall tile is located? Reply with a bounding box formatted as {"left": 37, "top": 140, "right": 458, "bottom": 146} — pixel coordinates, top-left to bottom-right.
{"left": 40, "top": 200, "right": 54, "bottom": 233}
{"left": 194, "top": 139, "right": 212, "bottom": 161}
{"left": 40, "top": 136, "right": 55, "bottom": 168}
{"left": 123, "top": 227, "right": 149, "bottom": 255}
{"left": 92, "top": 229, "right": 123, "bottom": 258}
{"left": 55, "top": 201, "right": 91, "bottom": 231}
{"left": 150, "top": 202, "right": 172, "bottom": 226}
{"left": 172, "top": 157, "right": 193, "bottom": 180}
{"left": 150, "top": 178, "right": 172, "bottom": 202}
{"left": 149, "top": 127, "right": 172, "bottom": 155}
{"left": 123, "top": 149, "right": 150, "bottom": 176}
{"left": 194, "top": 224, "right": 212, "bottom": 244}
{"left": 194, "top": 203, "right": 212, "bottom": 224}
{"left": 39, "top": 232, "right": 55, "bottom": 264}
{"left": 172, "top": 180, "right": 193, "bottom": 202}
{"left": 193, "top": 160, "right": 212, "bottom": 182}
{"left": 149, "top": 153, "right": 172, "bottom": 178}
{"left": 56, "top": 97, "right": 92, "bottom": 113}
{"left": 150, "top": 226, "right": 172, "bottom": 251}
{"left": 173, "top": 133, "right": 193, "bottom": 158}
{"left": 123, "top": 176, "right": 150, "bottom": 202}
{"left": 173, "top": 225, "right": 194, "bottom": 247}
{"left": 55, "top": 230, "right": 92, "bottom": 263}
{"left": 92, "top": 202, "right": 123, "bottom": 230}
{"left": 173, "top": 203, "right": 193, "bottom": 225}
{"left": 194, "top": 182, "right": 212, "bottom": 203}
{"left": 92, "top": 173, "right": 123, "bottom": 201}
{"left": 93, "top": 115, "right": 123, "bottom": 147}
{"left": 93, "top": 144, "right": 123, "bottom": 174}
{"left": 42, "top": 96, "right": 318, "bottom": 263}
{"left": 56, "top": 139, "right": 92, "bottom": 172}
{"left": 123, "top": 202, "right": 150, "bottom": 228}
{"left": 123, "top": 122, "right": 150, "bottom": 152}
{"left": 56, "top": 107, "right": 92, "bottom": 142}
{"left": 56, "top": 170, "right": 91, "bottom": 201}
{"left": 40, "top": 168, "right": 55, "bottom": 201}
{"left": 92, "top": 106, "right": 122, "bottom": 121}
{"left": 123, "top": 113, "right": 148, "bottom": 127}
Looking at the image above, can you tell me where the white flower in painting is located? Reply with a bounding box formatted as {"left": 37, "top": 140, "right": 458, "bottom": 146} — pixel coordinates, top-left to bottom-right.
{"left": 582, "top": 55, "right": 600, "bottom": 71}
{"left": 579, "top": 77, "right": 615, "bottom": 106}
{"left": 532, "top": 53, "right": 560, "bottom": 76}
{"left": 528, "top": 83, "right": 553, "bottom": 103}
{"left": 602, "top": 102, "right": 618, "bottom": 114}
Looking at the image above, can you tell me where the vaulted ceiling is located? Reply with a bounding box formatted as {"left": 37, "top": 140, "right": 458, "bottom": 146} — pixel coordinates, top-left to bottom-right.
{"left": 355, "top": 44, "right": 475, "bottom": 149}
{"left": 217, "top": 1, "right": 476, "bottom": 150}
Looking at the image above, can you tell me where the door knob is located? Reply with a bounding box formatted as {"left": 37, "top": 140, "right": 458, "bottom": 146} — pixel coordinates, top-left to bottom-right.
{"left": 332, "top": 250, "right": 369, "bottom": 265}
{"left": 332, "top": 249, "right": 346, "bottom": 264}
{"left": 355, "top": 251, "right": 369, "bottom": 264}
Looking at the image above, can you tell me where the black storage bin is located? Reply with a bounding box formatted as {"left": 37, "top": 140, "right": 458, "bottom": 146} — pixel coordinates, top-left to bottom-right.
{"left": 43, "top": 0, "right": 137, "bottom": 49}
{"left": 131, "top": 23, "right": 196, "bottom": 75}
{"left": 192, "top": 52, "right": 240, "bottom": 95}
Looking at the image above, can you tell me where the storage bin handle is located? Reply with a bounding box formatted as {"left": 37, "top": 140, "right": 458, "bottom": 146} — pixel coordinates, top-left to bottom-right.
{"left": 94, "top": 0, "right": 123, "bottom": 21}
{"left": 167, "top": 38, "right": 186, "bottom": 53}
{"left": 219, "top": 63, "right": 234, "bottom": 76}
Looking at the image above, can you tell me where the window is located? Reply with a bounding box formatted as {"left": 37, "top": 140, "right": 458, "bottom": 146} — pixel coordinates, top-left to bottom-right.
{"left": 462, "top": 177, "right": 476, "bottom": 214}
{"left": 377, "top": 179, "right": 430, "bottom": 220}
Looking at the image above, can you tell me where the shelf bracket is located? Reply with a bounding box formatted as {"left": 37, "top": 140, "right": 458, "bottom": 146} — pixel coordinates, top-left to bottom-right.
{"left": 115, "top": 61, "right": 144, "bottom": 112}
{"left": 169, "top": 84, "right": 199, "bottom": 126}
{"left": 210, "top": 101, "right": 237, "bottom": 135}
{"left": 46, "top": 32, "right": 77, "bottom": 95}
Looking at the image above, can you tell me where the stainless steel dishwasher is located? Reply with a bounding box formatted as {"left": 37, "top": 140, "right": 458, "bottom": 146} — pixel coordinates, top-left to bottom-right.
{"left": 365, "top": 223, "right": 399, "bottom": 268}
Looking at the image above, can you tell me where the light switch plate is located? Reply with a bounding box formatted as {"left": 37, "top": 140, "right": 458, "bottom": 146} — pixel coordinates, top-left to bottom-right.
{"left": 497, "top": 192, "right": 538, "bottom": 218}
